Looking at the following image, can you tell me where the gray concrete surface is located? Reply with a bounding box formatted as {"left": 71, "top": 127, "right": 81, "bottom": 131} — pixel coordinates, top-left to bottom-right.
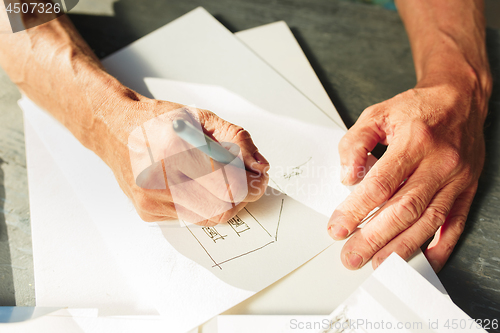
{"left": 0, "top": 66, "right": 34, "bottom": 306}
{"left": 0, "top": 0, "right": 499, "bottom": 330}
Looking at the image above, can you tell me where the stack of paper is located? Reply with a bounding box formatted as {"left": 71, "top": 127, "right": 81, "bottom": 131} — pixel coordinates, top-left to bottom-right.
{"left": 217, "top": 254, "right": 487, "bottom": 333}
{"left": 8, "top": 6, "right": 455, "bottom": 333}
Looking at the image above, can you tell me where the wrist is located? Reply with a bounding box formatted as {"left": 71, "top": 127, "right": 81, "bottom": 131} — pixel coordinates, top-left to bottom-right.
{"left": 84, "top": 76, "right": 151, "bottom": 162}
{"left": 414, "top": 39, "right": 492, "bottom": 114}
{"left": 416, "top": 55, "right": 492, "bottom": 121}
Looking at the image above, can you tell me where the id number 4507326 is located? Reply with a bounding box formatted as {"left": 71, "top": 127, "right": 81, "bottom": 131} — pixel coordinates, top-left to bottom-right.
{"left": 444, "top": 318, "right": 498, "bottom": 330}
{"left": 6, "top": 2, "right": 62, "bottom": 14}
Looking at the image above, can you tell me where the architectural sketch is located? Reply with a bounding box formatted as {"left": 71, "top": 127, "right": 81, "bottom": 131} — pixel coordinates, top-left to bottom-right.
{"left": 181, "top": 197, "right": 285, "bottom": 270}
{"left": 202, "top": 226, "right": 227, "bottom": 243}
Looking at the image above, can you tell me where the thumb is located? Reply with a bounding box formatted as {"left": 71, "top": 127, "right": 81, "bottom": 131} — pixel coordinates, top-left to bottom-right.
{"left": 339, "top": 118, "right": 385, "bottom": 185}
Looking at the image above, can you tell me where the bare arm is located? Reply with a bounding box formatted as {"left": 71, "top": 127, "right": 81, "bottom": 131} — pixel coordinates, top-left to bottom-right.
{"left": 0, "top": 4, "right": 269, "bottom": 223}
{"left": 398, "top": 0, "right": 491, "bottom": 101}
{"left": 328, "top": 0, "right": 492, "bottom": 272}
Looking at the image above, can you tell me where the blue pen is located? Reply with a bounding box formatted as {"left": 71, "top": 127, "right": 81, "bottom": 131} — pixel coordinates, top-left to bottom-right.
{"left": 172, "top": 119, "right": 239, "bottom": 165}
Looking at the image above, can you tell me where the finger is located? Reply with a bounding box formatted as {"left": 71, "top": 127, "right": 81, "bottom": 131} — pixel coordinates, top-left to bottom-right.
{"left": 168, "top": 175, "right": 248, "bottom": 224}
{"left": 328, "top": 143, "right": 423, "bottom": 241}
{"left": 337, "top": 158, "right": 454, "bottom": 269}
{"left": 371, "top": 182, "right": 464, "bottom": 269}
{"left": 198, "top": 110, "right": 270, "bottom": 175}
{"left": 339, "top": 116, "right": 386, "bottom": 186}
{"left": 424, "top": 185, "right": 477, "bottom": 272}
{"left": 133, "top": 169, "right": 240, "bottom": 224}
{"left": 206, "top": 202, "right": 247, "bottom": 225}
{"left": 136, "top": 136, "right": 267, "bottom": 205}
{"left": 167, "top": 145, "right": 268, "bottom": 204}
{"left": 136, "top": 211, "right": 174, "bottom": 223}
{"left": 134, "top": 201, "right": 178, "bottom": 222}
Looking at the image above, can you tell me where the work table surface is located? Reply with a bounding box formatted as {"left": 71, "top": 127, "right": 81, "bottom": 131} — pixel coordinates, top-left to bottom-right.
{"left": 0, "top": 0, "right": 499, "bottom": 325}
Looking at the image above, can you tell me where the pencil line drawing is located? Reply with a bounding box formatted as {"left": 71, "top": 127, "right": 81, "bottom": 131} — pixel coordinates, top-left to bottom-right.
{"left": 211, "top": 241, "right": 275, "bottom": 268}
{"left": 227, "top": 215, "right": 251, "bottom": 236}
{"left": 182, "top": 196, "right": 287, "bottom": 270}
{"left": 182, "top": 220, "right": 222, "bottom": 270}
{"left": 202, "top": 226, "right": 227, "bottom": 243}
{"left": 275, "top": 199, "right": 284, "bottom": 242}
{"left": 244, "top": 207, "right": 272, "bottom": 238}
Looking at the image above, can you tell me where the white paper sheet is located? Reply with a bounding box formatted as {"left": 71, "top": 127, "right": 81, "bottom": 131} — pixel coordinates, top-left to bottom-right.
{"left": 0, "top": 308, "right": 199, "bottom": 333}
{"left": 321, "top": 254, "right": 486, "bottom": 333}
{"left": 21, "top": 70, "right": 349, "bottom": 331}
{"left": 234, "top": 21, "right": 347, "bottom": 130}
{"left": 215, "top": 256, "right": 482, "bottom": 333}
{"left": 218, "top": 315, "right": 327, "bottom": 333}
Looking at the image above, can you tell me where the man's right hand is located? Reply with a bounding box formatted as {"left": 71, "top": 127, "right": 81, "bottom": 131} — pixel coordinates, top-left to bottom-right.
{"left": 98, "top": 100, "right": 270, "bottom": 224}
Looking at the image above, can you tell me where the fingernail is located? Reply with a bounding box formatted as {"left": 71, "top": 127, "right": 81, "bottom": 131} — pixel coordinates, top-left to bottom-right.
{"left": 329, "top": 224, "right": 349, "bottom": 240}
{"left": 253, "top": 151, "right": 269, "bottom": 164}
{"left": 340, "top": 164, "right": 349, "bottom": 185}
{"left": 376, "top": 256, "right": 387, "bottom": 268}
{"left": 346, "top": 252, "right": 363, "bottom": 269}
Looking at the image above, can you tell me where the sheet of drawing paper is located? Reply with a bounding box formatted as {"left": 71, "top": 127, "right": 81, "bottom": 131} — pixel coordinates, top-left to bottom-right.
{"left": 217, "top": 315, "right": 328, "bottom": 333}
{"left": 215, "top": 257, "right": 477, "bottom": 333}
{"left": 323, "top": 253, "right": 486, "bottom": 333}
{"left": 234, "top": 21, "right": 347, "bottom": 130}
{"left": 0, "top": 308, "right": 199, "bottom": 333}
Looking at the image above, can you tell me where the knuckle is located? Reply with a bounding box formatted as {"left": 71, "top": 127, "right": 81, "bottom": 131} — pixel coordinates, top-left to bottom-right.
{"left": 233, "top": 127, "right": 253, "bottom": 143}
{"left": 454, "top": 217, "right": 467, "bottom": 233}
{"left": 426, "top": 205, "right": 448, "bottom": 227}
{"left": 414, "top": 123, "right": 434, "bottom": 145}
{"left": 398, "top": 237, "right": 419, "bottom": 258}
{"left": 440, "top": 241, "right": 457, "bottom": 258}
{"left": 395, "top": 195, "right": 425, "bottom": 223}
{"left": 441, "top": 148, "right": 462, "bottom": 173}
{"left": 457, "top": 164, "right": 475, "bottom": 183}
{"left": 363, "top": 229, "right": 386, "bottom": 254}
{"left": 360, "top": 104, "right": 380, "bottom": 117}
{"left": 448, "top": 215, "right": 467, "bottom": 238}
{"left": 196, "top": 109, "right": 215, "bottom": 123}
{"left": 363, "top": 175, "right": 393, "bottom": 205}
{"left": 392, "top": 148, "right": 412, "bottom": 169}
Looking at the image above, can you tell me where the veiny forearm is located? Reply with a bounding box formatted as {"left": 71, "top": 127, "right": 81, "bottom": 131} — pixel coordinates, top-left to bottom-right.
{"left": 0, "top": 10, "right": 149, "bottom": 163}
{"left": 395, "top": 0, "right": 492, "bottom": 114}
